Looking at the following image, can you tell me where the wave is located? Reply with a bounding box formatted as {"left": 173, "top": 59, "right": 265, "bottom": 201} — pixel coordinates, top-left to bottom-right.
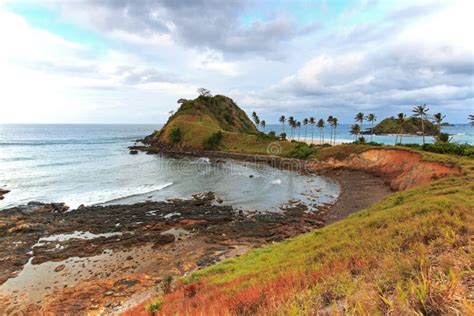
{"left": 63, "top": 182, "right": 173, "bottom": 209}
{"left": 0, "top": 137, "right": 139, "bottom": 147}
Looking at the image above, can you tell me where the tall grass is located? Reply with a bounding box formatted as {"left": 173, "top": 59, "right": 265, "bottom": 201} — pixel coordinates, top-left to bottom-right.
{"left": 130, "top": 148, "right": 473, "bottom": 315}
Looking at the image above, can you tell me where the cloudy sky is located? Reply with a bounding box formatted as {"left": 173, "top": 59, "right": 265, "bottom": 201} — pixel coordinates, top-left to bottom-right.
{"left": 0, "top": 0, "right": 472, "bottom": 124}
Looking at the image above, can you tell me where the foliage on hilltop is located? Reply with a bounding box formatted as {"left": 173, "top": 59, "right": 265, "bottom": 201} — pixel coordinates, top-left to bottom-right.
{"left": 146, "top": 94, "right": 260, "bottom": 150}
{"left": 371, "top": 116, "right": 439, "bottom": 135}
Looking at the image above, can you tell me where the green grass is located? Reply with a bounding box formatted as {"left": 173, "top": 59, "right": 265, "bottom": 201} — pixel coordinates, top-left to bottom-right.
{"left": 143, "top": 148, "right": 473, "bottom": 315}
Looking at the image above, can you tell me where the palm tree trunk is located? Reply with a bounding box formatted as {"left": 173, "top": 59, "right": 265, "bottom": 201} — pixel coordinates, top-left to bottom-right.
{"left": 333, "top": 127, "right": 337, "bottom": 145}
{"left": 305, "top": 126, "right": 308, "bottom": 140}
{"left": 311, "top": 125, "right": 314, "bottom": 143}
{"left": 371, "top": 121, "right": 374, "bottom": 142}
{"left": 421, "top": 116, "right": 425, "bottom": 144}
{"left": 322, "top": 130, "right": 324, "bottom": 144}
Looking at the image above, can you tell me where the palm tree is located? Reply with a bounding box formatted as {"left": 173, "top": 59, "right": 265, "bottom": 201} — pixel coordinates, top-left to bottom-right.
{"left": 355, "top": 112, "right": 364, "bottom": 134}
{"left": 395, "top": 113, "right": 406, "bottom": 144}
{"left": 469, "top": 115, "right": 474, "bottom": 127}
{"left": 279, "top": 115, "right": 286, "bottom": 134}
{"left": 296, "top": 121, "right": 302, "bottom": 141}
{"left": 309, "top": 117, "right": 315, "bottom": 143}
{"left": 332, "top": 117, "right": 338, "bottom": 145}
{"left": 260, "top": 120, "right": 266, "bottom": 133}
{"left": 412, "top": 104, "right": 429, "bottom": 144}
{"left": 303, "top": 118, "right": 309, "bottom": 140}
{"left": 366, "top": 113, "right": 376, "bottom": 141}
{"left": 350, "top": 124, "right": 361, "bottom": 141}
{"left": 251, "top": 111, "right": 260, "bottom": 127}
{"left": 317, "top": 119, "right": 325, "bottom": 144}
{"left": 327, "top": 116, "right": 334, "bottom": 144}
{"left": 433, "top": 113, "right": 445, "bottom": 127}
{"left": 288, "top": 116, "right": 295, "bottom": 139}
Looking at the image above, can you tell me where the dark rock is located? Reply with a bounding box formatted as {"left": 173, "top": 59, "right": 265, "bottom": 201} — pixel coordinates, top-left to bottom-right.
{"left": 0, "top": 188, "right": 10, "bottom": 200}
{"left": 113, "top": 279, "right": 139, "bottom": 288}
{"left": 54, "top": 264, "right": 66, "bottom": 272}
{"left": 129, "top": 150, "right": 139, "bottom": 155}
{"left": 249, "top": 175, "right": 254, "bottom": 178}
{"left": 153, "top": 234, "right": 175, "bottom": 247}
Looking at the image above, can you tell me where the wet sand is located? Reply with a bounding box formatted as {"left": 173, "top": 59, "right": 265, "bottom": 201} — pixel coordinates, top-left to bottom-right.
{"left": 0, "top": 165, "right": 392, "bottom": 314}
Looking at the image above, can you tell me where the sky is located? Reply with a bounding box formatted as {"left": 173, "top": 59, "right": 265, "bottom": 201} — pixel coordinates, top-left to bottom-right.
{"left": 0, "top": 0, "right": 472, "bottom": 124}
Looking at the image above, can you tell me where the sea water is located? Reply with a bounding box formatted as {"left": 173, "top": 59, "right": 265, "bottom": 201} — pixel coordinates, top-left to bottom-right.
{"left": 0, "top": 124, "right": 339, "bottom": 211}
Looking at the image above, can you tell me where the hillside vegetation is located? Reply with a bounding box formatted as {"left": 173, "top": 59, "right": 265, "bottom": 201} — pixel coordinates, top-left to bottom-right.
{"left": 371, "top": 116, "right": 439, "bottom": 135}
{"left": 131, "top": 146, "right": 473, "bottom": 315}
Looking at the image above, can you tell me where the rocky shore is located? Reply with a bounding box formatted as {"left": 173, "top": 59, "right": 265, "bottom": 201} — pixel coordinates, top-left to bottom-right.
{"left": 0, "top": 166, "right": 391, "bottom": 315}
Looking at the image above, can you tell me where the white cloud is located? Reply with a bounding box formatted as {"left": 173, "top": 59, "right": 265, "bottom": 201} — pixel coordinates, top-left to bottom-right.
{"left": 191, "top": 51, "right": 240, "bottom": 77}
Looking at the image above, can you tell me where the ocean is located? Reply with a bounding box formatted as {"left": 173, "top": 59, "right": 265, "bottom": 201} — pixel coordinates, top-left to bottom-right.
{"left": 1, "top": 123, "right": 471, "bottom": 211}
{"left": 0, "top": 124, "right": 339, "bottom": 211}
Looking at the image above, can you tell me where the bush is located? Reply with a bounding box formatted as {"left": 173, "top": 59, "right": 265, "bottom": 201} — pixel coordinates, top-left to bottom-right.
{"left": 203, "top": 131, "right": 224, "bottom": 150}
{"left": 168, "top": 127, "right": 183, "bottom": 144}
{"left": 280, "top": 133, "right": 287, "bottom": 141}
{"left": 256, "top": 131, "right": 279, "bottom": 141}
{"left": 434, "top": 133, "right": 452, "bottom": 143}
{"left": 286, "top": 143, "right": 318, "bottom": 159}
{"left": 421, "top": 143, "right": 474, "bottom": 157}
{"left": 149, "top": 300, "right": 164, "bottom": 314}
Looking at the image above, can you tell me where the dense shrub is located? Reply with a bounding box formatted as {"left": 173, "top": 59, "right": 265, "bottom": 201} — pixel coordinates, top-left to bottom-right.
{"left": 256, "top": 131, "right": 279, "bottom": 141}
{"left": 353, "top": 140, "right": 383, "bottom": 146}
{"left": 402, "top": 142, "right": 473, "bottom": 157}
{"left": 286, "top": 143, "right": 317, "bottom": 159}
{"left": 203, "top": 131, "right": 224, "bottom": 150}
{"left": 168, "top": 127, "right": 183, "bottom": 144}
{"left": 422, "top": 143, "right": 474, "bottom": 157}
{"left": 280, "top": 133, "right": 287, "bottom": 141}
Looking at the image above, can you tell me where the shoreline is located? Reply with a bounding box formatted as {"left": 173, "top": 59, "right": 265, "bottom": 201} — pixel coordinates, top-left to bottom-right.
{"left": 0, "top": 152, "right": 393, "bottom": 314}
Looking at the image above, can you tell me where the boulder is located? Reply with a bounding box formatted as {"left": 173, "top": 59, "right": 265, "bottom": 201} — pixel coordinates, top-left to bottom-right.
{"left": 0, "top": 188, "right": 10, "bottom": 200}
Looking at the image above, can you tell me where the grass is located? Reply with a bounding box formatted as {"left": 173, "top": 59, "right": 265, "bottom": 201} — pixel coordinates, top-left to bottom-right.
{"left": 134, "top": 146, "right": 473, "bottom": 315}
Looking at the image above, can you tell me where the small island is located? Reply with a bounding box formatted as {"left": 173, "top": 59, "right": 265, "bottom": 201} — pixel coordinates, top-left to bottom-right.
{"left": 364, "top": 116, "right": 439, "bottom": 135}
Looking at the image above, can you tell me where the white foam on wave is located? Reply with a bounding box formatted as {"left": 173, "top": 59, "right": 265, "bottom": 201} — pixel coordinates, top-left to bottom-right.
{"left": 33, "top": 231, "right": 122, "bottom": 248}
{"left": 63, "top": 182, "right": 173, "bottom": 209}
{"left": 271, "top": 179, "right": 282, "bottom": 185}
{"left": 193, "top": 157, "right": 210, "bottom": 164}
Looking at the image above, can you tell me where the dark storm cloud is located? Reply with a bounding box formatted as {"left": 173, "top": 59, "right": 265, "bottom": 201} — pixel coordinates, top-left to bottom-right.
{"left": 58, "top": 0, "right": 317, "bottom": 55}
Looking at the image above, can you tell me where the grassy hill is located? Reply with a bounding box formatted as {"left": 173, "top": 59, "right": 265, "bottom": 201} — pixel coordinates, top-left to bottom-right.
{"left": 370, "top": 116, "right": 439, "bottom": 135}
{"left": 136, "top": 145, "right": 473, "bottom": 315}
{"left": 144, "top": 94, "right": 305, "bottom": 156}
